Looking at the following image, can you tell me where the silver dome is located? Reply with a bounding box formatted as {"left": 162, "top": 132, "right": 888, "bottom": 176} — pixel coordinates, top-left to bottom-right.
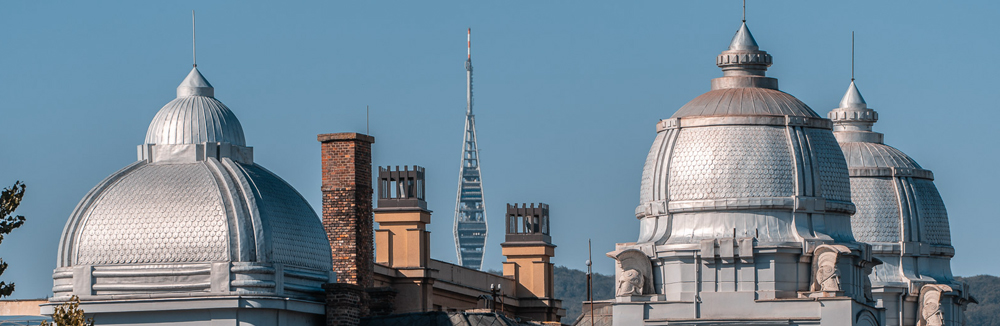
{"left": 830, "top": 81, "right": 955, "bottom": 288}
{"left": 53, "top": 68, "right": 331, "bottom": 303}
{"left": 144, "top": 67, "right": 246, "bottom": 146}
{"left": 635, "top": 23, "right": 855, "bottom": 246}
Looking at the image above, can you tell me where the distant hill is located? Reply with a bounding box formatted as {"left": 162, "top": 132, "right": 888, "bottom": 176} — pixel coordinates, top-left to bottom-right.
{"left": 957, "top": 275, "right": 1000, "bottom": 326}
{"left": 551, "top": 269, "right": 1000, "bottom": 325}
{"left": 552, "top": 266, "right": 614, "bottom": 323}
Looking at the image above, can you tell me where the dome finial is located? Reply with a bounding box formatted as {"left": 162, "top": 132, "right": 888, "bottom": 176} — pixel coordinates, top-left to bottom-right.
{"left": 729, "top": 22, "right": 759, "bottom": 51}
{"left": 177, "top": 67, "right": 214, "bottom": 97}
{"left": 840, "top": 81, "right": 867, "bottom": 110}
{"left": 742, "top": 0, "right": 746, "bottom": 23}
{"left": 716, "top": 22, "right": 771, "bottom": 78}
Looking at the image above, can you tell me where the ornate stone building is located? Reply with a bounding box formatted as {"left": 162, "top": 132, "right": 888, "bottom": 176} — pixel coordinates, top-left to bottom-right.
{"left": 609, "top": 22, "right": 883, "bottom": 325}
{"left": 829, "top": 81, "right": 974, "bottom": 325}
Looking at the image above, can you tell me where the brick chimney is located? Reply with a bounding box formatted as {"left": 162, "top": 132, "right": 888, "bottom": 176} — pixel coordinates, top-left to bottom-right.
{"left": 319, "top": 132, "right": 375, "bottom": 287}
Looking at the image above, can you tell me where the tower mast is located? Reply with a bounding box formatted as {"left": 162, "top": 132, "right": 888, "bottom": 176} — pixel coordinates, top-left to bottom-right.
{"left": 454, "top": 28, "right": 488, "bottom": 270}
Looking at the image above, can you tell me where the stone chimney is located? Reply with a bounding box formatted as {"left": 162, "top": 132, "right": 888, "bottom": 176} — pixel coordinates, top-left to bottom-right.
{"left": 501, "top": 203, "right": 555, "bottom": 299}
{"left": 319, "top": 132, "right": 375, "bottom": 287}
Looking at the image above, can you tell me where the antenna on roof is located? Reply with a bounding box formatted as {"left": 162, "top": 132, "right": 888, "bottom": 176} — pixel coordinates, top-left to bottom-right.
{"left": 742, "top": 0, "right": 746, "bottom": 23}
{"left": 366, "top": 105, "right": 370, "bottom": 135}
{"left": 851, "top": 31, "right": 855, "bottom": 82}
{"left": 192, "top": 10, "right": 197, "bottom": 68}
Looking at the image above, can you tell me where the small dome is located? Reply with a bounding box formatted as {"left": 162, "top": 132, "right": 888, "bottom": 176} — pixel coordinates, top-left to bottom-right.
{"left": 830, "top": 80, "right": 954, "bottom": 286}
{"left": 840, "top": 141, "right": 921, "bottom": 169}
{"left": 144, "top": 68, "right": 246, "bottom": 146}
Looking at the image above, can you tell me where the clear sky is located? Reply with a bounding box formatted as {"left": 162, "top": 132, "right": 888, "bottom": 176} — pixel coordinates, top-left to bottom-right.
{"left": 1, "top": 1, "right": 997, "bottom": 299}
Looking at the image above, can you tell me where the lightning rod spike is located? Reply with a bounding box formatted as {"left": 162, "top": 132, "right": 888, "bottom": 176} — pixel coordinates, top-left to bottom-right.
{"left": 192, "top": 10, "right": 197, "bottom": 68}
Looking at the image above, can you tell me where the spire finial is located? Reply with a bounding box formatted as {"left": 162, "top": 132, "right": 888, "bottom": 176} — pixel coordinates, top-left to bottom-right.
{"left": 851, "top": 31, "right": 855, "bottom": 82}
{"left": 192, "top": 10, "right": 197, "bottom": 68}
{"left": 742, "top": 0, "right": 746, "bottom": 23}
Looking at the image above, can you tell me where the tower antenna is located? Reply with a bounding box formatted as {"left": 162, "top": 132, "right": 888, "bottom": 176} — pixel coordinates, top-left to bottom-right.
{"left": 742, "top": 0, "right": 746, "bottom": 22}
{"left": 851, "top": 31, "right": 855, "bottom": 82}
{"left": 192, "top": 10, "right": 197, "bottom": 68}
{"left": 468, "top": 28, "right": 471, "bottom": 59}
{"left": 366, "top": 105, "right": 370, "bottom": 135}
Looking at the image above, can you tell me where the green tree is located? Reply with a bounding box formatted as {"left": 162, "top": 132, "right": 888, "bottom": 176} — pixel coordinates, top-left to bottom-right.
{"left": 41, "top": 296, "right": 94, "bottom": 326}
{"left": 0, "top": 181, "right": 26, "bottom": 297}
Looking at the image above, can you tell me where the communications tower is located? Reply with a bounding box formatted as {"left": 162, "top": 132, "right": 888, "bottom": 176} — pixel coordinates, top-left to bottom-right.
{"left": 453, "top": 28, "right": 488, "bottom": 270}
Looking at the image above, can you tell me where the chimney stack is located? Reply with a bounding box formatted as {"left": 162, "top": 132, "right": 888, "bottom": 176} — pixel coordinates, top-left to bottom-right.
{"left": 373, "top": 166, "right": 431, "bottom": 268}
{"left": 319, "top": 132, "right": 375, "bottom": 287}
{"left": 501, "top": 203, "right": 555, "bottom": 299}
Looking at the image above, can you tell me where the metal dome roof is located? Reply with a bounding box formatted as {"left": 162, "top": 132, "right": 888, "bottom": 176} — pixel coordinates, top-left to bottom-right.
{"left": 59, "top": 159, "right": 331, "bottom": 270}
{"left": 840, "top": 141, "right": 921, "bottom": 169}
{"left": 830, "top": 80, "right": 954, "bottom": 287}
{"left": 671, "top": 87, "right": 820, "bottom": 118}
{"left": 635, "top": 23, "right": 855, "bottom": 246}
{"left": 144, "top": 68, "right": 246, "bottom": 146}
{"left": 53, "top": 67, "right": 331, "bottom": 303}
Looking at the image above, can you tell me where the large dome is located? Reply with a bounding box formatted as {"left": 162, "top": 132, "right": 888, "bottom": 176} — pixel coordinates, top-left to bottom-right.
{"left": 54, "top": 68, "right": 332, "bottom": 302}
{"left": 635, "top": 23, "right": 855, "bottom": 245}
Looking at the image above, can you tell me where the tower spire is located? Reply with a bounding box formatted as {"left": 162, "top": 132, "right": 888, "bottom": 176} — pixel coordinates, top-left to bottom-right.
{"left": 455, "top": 28, "right": 488, "bottom": 270}
{"left": 851, "top": 31, "right": 855, "bottom": 82}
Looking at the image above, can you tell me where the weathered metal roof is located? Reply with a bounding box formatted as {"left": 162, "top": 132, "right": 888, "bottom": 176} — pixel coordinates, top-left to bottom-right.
{"left": 670, "top": 87, "right": 820, "bottom": 118}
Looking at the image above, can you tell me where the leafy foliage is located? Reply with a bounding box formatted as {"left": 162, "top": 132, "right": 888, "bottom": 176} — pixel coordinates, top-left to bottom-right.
{"left": 41, "top": 296, "right": 94, "bottom": 326}
{"left": 956, "top": 275, "right": 1000, "bottom": 326}
{"left": 553, "top": 266, "right": 614, "bottom": 323}
{"left": 0, "top": 181, "right": 26, "bottom": 298}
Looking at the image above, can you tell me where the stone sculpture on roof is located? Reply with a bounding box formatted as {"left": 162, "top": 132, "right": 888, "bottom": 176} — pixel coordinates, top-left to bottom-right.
{"left": 45, "top": 66, "right": 334, "bottom": 326}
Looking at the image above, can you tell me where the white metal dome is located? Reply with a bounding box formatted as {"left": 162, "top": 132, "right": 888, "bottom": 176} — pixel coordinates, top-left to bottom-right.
{"left": 635, "top": 23, "right": 854, "bottom": 245}
{"left": 53, "top": 67, "right": 332, "bottom": 303}
{"left": 144, "top": 67, "right": 246, "bottom": 146}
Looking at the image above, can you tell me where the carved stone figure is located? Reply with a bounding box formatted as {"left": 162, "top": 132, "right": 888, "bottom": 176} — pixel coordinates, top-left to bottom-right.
{"left": 918, "top": 284, "right": 952, "bottom": 326}
{"left": 607, "top": 248, "right": 655, "bottom": 297}
{"left": 617, "top": 269, "right": 644, "bottom": 297}
{"left": 860, "top": 258, "right": 882, "bottom": 302}
{"left": 809, "top": 244, "right": 851, "bottom": 292}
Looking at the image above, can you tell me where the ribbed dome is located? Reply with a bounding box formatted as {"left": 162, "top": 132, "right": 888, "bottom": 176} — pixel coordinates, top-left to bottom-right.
{"left": 671, "top": 87, "right": 820, "bottom": 118}
{"left": 144, "top": 68, "right": 246, "bottom": 146}
{"left": 840, "top": 141, "right": 921, "bottom": 169}
{"left": 53, "top": 67, "right": 332, "bottom": 303}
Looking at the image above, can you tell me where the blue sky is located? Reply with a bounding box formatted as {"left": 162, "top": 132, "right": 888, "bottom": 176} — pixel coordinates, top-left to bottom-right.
{"left": 1, "top": 1, "right": 997, "bottom": 299}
